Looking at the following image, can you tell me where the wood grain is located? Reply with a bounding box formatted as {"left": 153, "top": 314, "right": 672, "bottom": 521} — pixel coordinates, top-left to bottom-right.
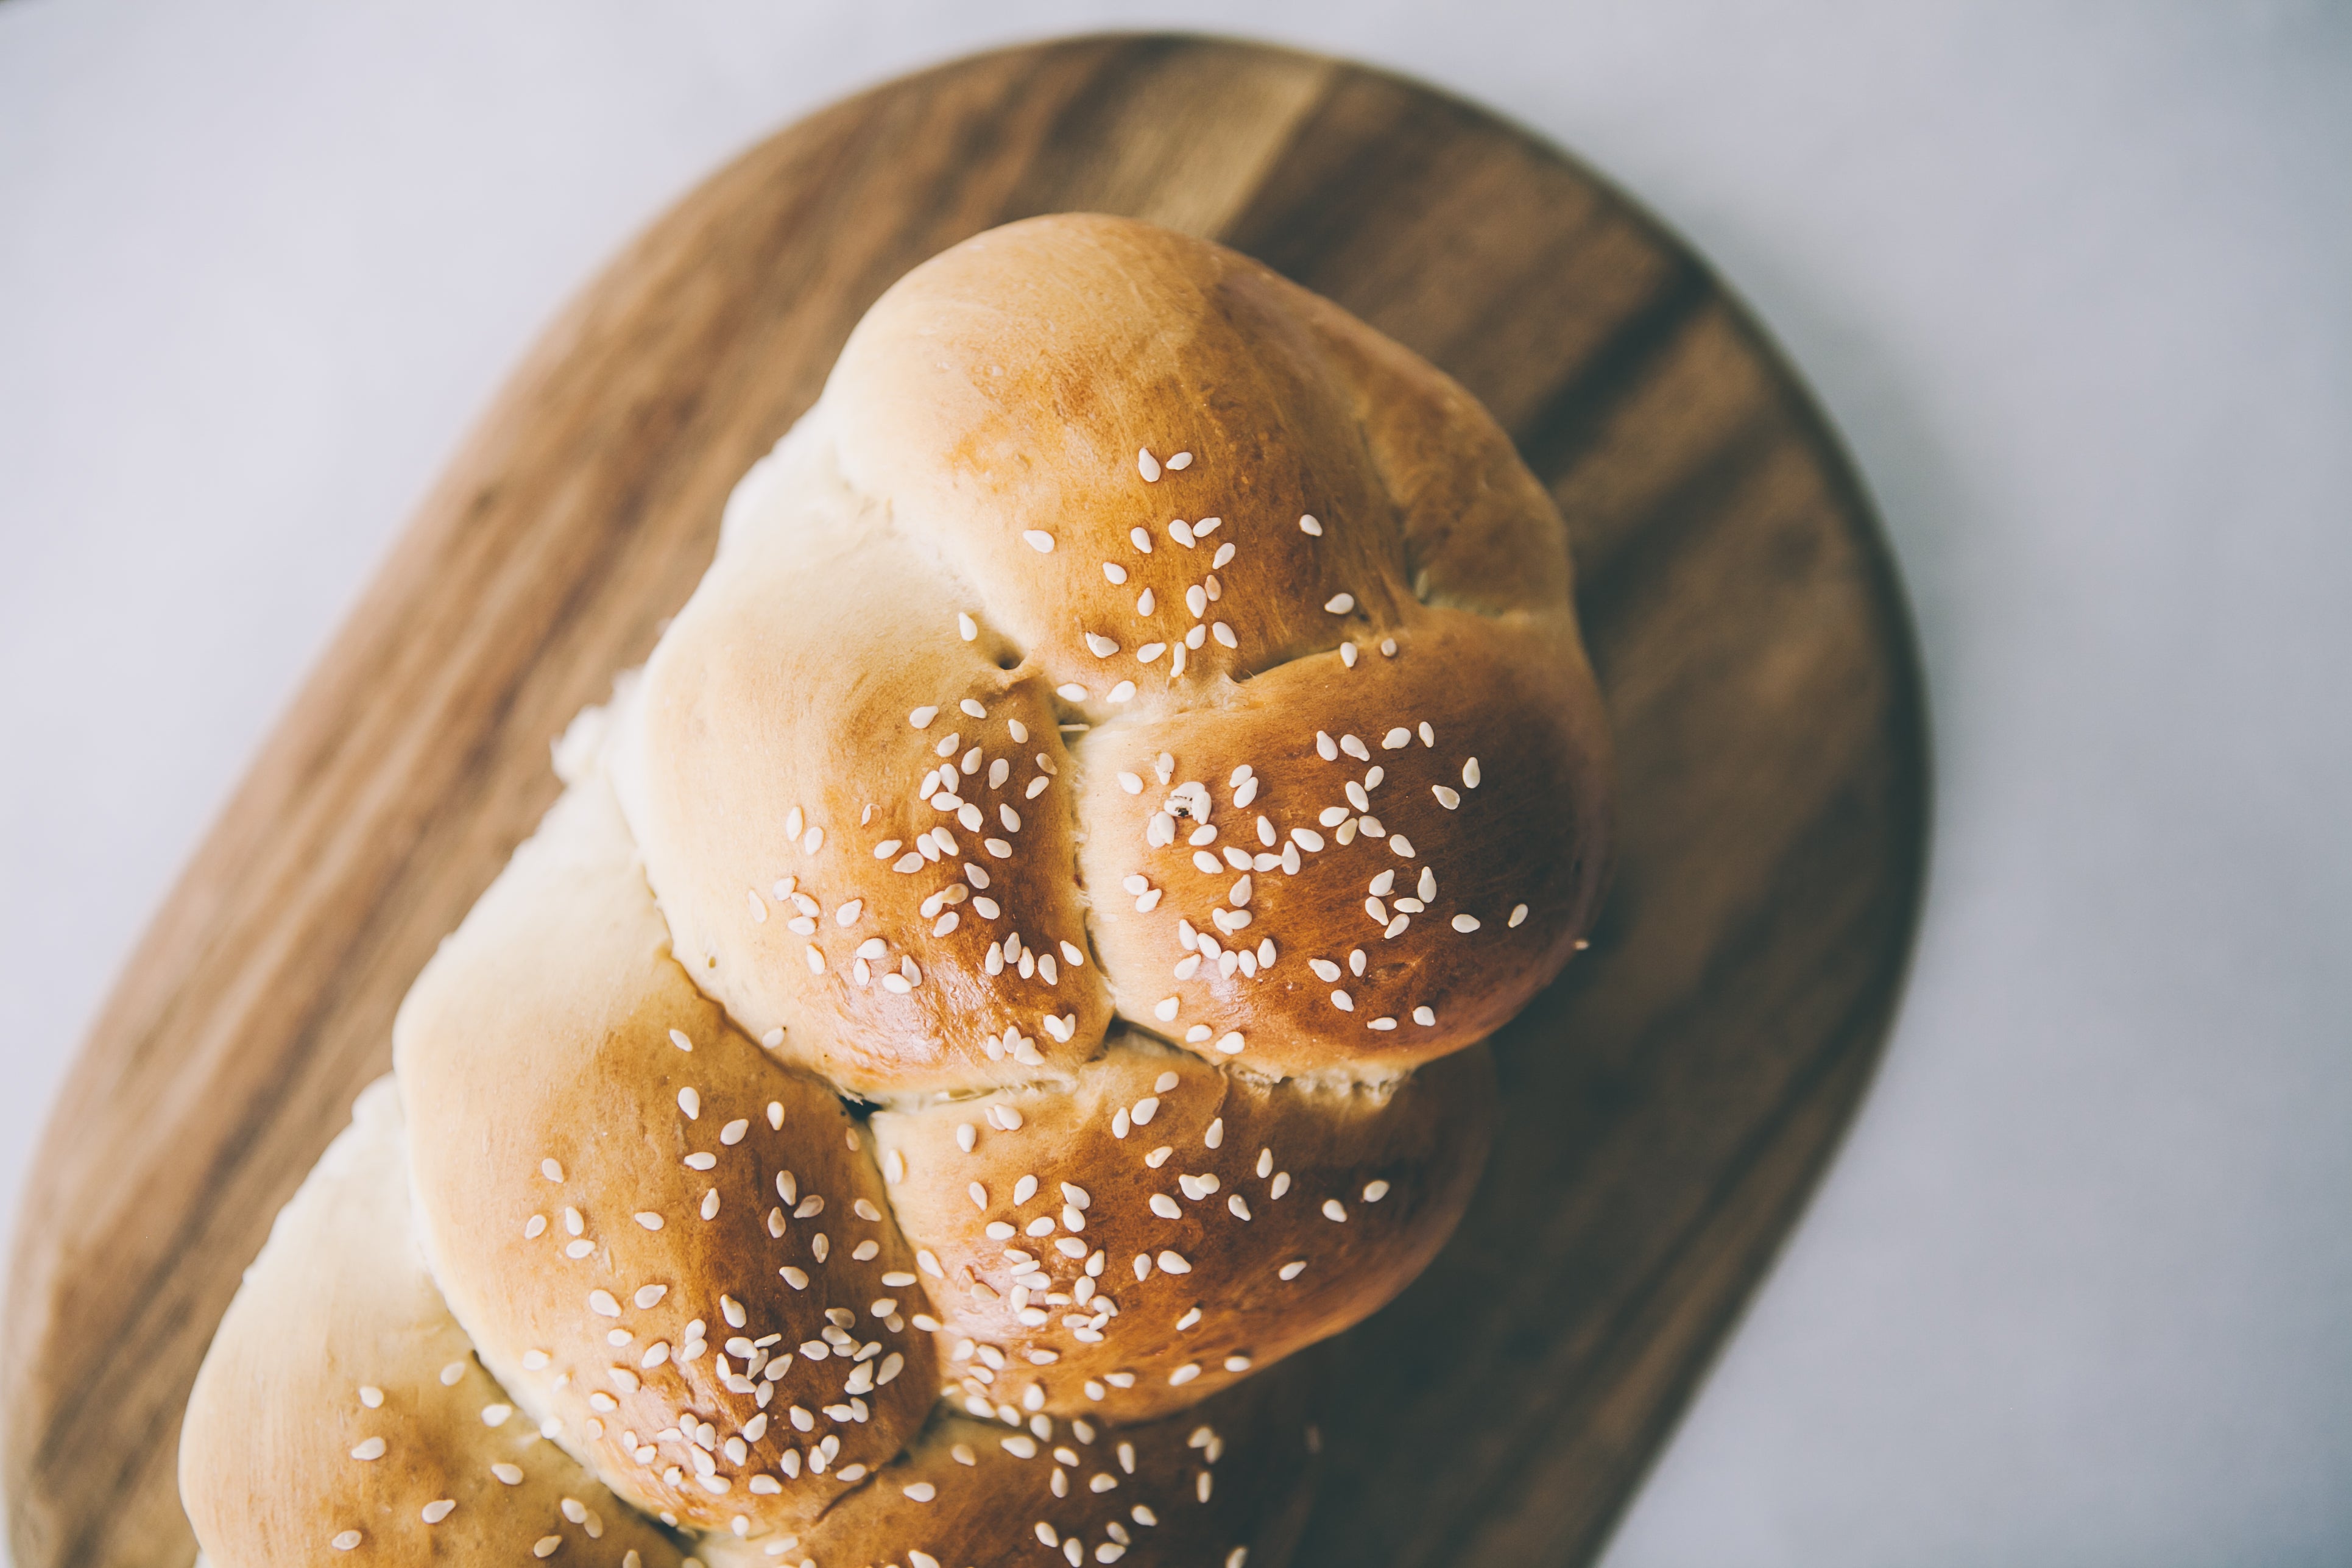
{"left": 1, "top": 34, "right": 1927, "bottom": 1568}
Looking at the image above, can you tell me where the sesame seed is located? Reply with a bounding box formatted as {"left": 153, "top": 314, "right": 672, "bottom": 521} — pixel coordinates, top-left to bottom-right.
{"left": 1056, "top": 683, "right": 1087, "bottom": 702}
{"left": 350, "top": 1436, "right": 386, "bottom": 1461}
{"left": 969, "top": 1183, "right": 988, "bottom": 1210}
{"left": 1138, "top": 449, "right": 1161, "bottom": 482}
{"left": 540, "top": 1158, "right": 563, "bottom": 1182}
{"left": 1299, "top": 514, "right": 1323, "bottom": 536}
{"left": 492, "top": 1463, "right": 524, "bottom": 1485}
{"left": 911, "top": 707, "right": 938, "bottom": 728}
{"left": 1086, "top": 633, "right": 1120, "bottom": 657}
{"left": 1325, "top": 593, "right": 1354, "bottom": 614}
{"left": 1453, "top": 914, "right": 1481, "bottom": 933}
{"left": 1341, "top": 643, "right": 1359, "bottom": 667}
{"left": 1214, "top": 1033, "right": 1245, "bottom": 1055}
{"left": 677, "top": 1087, "right": 699, "bottom": 1118}
{"left": 331, "top": 1531, "right": 363, "bottom": 1551}
{"left": 1463, "top": 757, "right": 1483, "bottom": 788}
{"left": 1382, "top": 638, "right": 1399, "bottom": 656}
{"left": 1414, "top": 1006, "right": 1436, "bottom": 1025}
{"left": 422, "top": 1500, "right": 456, "bottom": 1524}
{"left": 1279, "top": 1260, "right": 1306, "bottom": 1280}
{"left": 1103, "top": 562, "right": 1128, "bottom": 585}
{"left": 959, "top": 613, "right": 978, "bottom": 641}
{"left": 1382, "top": 728, "right": 1410, "bottom": 749}
{"left": 1212, "top": 622, "right": 1236, "bottom": 648}
{"left": 1213, "top": 542, "right": 1235, "bottom": 568}
{"left": 1158, "top": 1251, "right": 1193, "bottom": 1274}
{"left": 1330, "top": 989, "right": 1353, "bottom": 1011}
{"left": 534, "top": 1537, "right": 561, "bottom": 1557}
{"left": 1023, "top": 531, "right": 1056, "bottom": 553}
{"left": 1169, "top": 1363, "right": 1201, "bottom": 1385}
{"left": 634, "top": 1211, "right": 663, "bottom": 1229}
{"left": 1511, "top": 903, "right": 1530, "bottom": 927}
{"left": 1109, "top": 680, "right": 1137, "bottom": 701}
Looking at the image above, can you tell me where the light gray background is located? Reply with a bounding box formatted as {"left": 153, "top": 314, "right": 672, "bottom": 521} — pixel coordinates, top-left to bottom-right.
{"left": 3, "top": 2, "right": 2347, "bottom": 1563}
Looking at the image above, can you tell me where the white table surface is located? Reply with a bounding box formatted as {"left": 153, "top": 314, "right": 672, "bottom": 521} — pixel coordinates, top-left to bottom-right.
{"left": 3, "top": 2, "right": 2348, "bottom": 1563}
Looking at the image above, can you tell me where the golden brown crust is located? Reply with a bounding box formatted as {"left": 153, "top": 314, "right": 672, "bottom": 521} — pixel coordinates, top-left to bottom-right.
{"left": 612, "top": 442, "right": 1112, "bottom": 1101}
{"left": 704, "top": 1359, "right": 1319, "bottom": 1568}
{"left": 180, "top": 1079, "right": 687, "bottom": 1568}
{"left": 872, "top": 1036, "right": 1494, "bottom": 1424}
{"left": 1073, "top": 610, "right": 1608, "bottom": 1079}
{"left": 394, "top": 773, "right": 936, "bottom": 1533}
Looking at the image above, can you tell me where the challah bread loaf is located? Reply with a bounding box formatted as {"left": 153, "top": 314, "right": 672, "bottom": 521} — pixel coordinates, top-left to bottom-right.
{"left": 180, "top": 212, "right": 1611, "bottom": 1568}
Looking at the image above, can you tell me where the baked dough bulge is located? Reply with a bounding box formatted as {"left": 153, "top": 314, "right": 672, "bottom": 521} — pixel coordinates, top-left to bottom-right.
{"left": 395, "top": 756, "right": 936, "bottom": 1536}
{"left": 872, "top": 1034, "right": 1495, "bottom": 1424}
{"left": 699, "top": 1357, "right": 1319, "bottom": 1568}
{"left": 181, "top": 1079, "right": 687, "bottom": 1568}
{"left": 181, "top": 213, "right": 1611, "bottom": 1568}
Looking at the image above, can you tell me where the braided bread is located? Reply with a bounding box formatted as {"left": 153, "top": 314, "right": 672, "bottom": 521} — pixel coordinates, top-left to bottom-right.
{"left": 180, "top": 213, "right": 1610, "bottom": 1568}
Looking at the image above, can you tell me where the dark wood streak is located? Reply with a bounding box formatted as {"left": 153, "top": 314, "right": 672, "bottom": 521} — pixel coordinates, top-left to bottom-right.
{"left": 1, "top": 34, "right": 1927, "bottom": 1568}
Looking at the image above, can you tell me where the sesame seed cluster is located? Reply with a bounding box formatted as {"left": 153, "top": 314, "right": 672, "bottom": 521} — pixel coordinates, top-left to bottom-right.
{"left": 179, "top": 215, "right": 1608, "bottom": 1568}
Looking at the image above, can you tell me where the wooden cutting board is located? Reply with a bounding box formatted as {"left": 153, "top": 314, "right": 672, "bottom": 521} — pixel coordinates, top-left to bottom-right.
{"left": 2, "top": 33, "right": 1927, "bottom": 1568}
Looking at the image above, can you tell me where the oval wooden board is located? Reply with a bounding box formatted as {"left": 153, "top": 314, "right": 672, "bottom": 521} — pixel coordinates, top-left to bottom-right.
{"left": 2, "top": 33, "right": 1927, "bottom": 1568}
